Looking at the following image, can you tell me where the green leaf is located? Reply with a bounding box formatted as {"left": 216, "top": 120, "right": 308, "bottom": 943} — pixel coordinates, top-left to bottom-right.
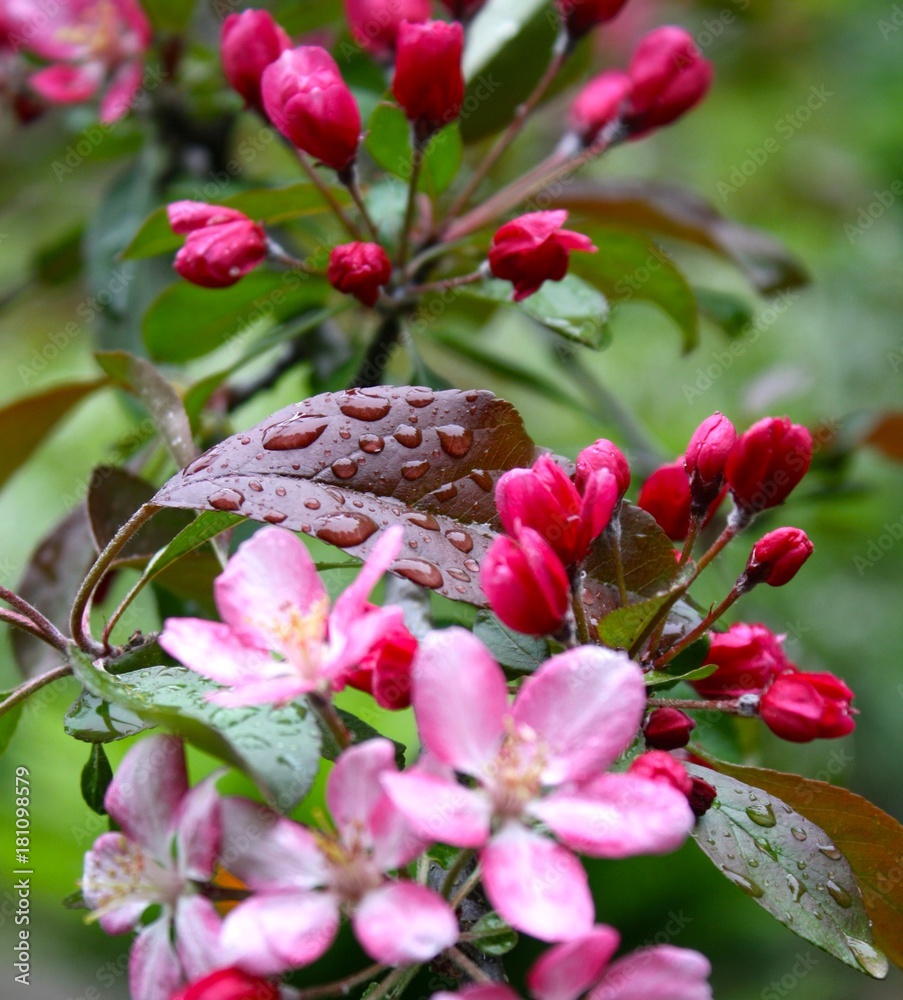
{"left": 142, "top": 272, "right": 330, "bottom": 363}
{"left": 0, "top": 380, "right": 107, "bottom": 489}
{"left": 366, "top": 104, "right": 462, "bottom": 196}
{"left": 470, "top": 912, "right": 519, "bottom": 957}
{"left": 694, "top": 287, "right": 756, "bottom": 339}
{"left": 34, "top": 225, "right": 83, "bottom": 285}
{"left": 123, "top": 184, "right": 348, "bottom": 260}
{"left": 143, "top": 510, "right": 242, "bottom": 577}
{"left": 65, "top": 690, "right": 152, "bottom": 743}
{"left": 571, "top": 230, "right": 698, "bottom": 353}
{"left": 689, "top": 765, "right": 888, "bottom": 979}
{"left": 597, "top": 593, "right": 675, "bottom": 651}
{"left": 80, "top": 745, "right": 113, "bottom": 815}
{"left": 428, "top": 843, "right": 460, "bottom": 869}
{"left": 473, "top": 610, "right": 549, "bottom": 673}
{"left": 585, "top": 504, "right": 679, "bottom": 598}
{"left": 141, "top": 0, "right": 196, "bottom": 31}
{"left": 0, "top": 694, "right": 22, "bottom": 757}
{"left": 316, "top": 709, "right": 406, "bottom": 770}
{"left": 68, "top": 648, "right": 322, "bottom": 812}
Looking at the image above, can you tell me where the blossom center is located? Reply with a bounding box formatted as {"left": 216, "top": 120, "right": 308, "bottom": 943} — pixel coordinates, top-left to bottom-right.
{"left": 487, "top": 718, "right": 548, "bottom": 820}
{"left": 83, "top": 834, "right": 183, "bottom": 920}
{"left": 56, "top": 1, "right": 125, "bottom": 61}
{"left": 315, "top": 826, "right": 383, "bottom": 904}
{"left": 266, "top": 597, "right": 330, "bottom": 687}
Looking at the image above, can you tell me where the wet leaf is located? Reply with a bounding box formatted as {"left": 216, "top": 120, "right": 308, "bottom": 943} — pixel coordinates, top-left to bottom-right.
{"left": 597, "top": 592, "right": 675, "bottom": 651}
{"left": 366, "top": 104, "right": 463, "bottom": 196}
{"left": 151, "top": 388, "right": 538, "bottom": 606}
{"left": 473, "top": 610, "right": 549, "bottom": 673}
{"left": 689, "top": 765, "right": 888, "bottom": 979}
{"left": 316, "top": 708, "right": 405, "bottom": 769}
{"left": 65, "top": 690, "right": 153, "bottom": 743}
{"left": 80, "top": 745, "right": 113, "bottom": 815}
{"left": 584, "top": 504, "right": 678, "bottom": 598}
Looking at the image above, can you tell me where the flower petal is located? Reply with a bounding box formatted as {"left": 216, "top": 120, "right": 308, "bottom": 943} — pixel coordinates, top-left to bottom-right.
{"left": 434, "top": 991, "right": 518, "bottom": 1000}
{"left": 527, "top": 927, "right": 621, "bottom": 1000}
{"left": 176, "top": 776, "right": 222, "bottom": 882}
{"left": 30, "top": 62, "right": 103, "bottom": 104}
{"left": 529, "top": 775, "right": 694, "bottom": 859}
{"left": 480, "top": 824, "right": 594, "bottom": 942}
{"left": 512, "top": 647, "right": 645, "bottom": 784}
{"left": 589, "top": 946, "right": 712, "bottom": 1000}
{"left": 327, "top": 739, "right": 397, "bottom": 848}
{"left": 100, "top": 59, "right": 143, "bottom": 123}
{"left": 221, "top": 892, "right": 339, "bottom": 976}
{"left": 354, "top": 883, "right": 458, "bottom": 965}
{"left": 330, "top": 525, "right": 403, "bottom": 632}
{"left": 174, "top": 895, "right": 223, "bottom": 981}
{"left": 159, "top": 619, "right": 279, "bottom": 688}
{"left": 82, "top": 832, "right": 156, "bottom": 933}
{"left": 380, "top": 771, "right": 492, "bottom": 848}
{"left": 412, "top": 628, "right": 507, "bottom": 774}
{"left": 328, "top": 604, "right": 407, "bottom": 684}
{"left": 129, "top": 917, "right": 184, "bottom": 1000}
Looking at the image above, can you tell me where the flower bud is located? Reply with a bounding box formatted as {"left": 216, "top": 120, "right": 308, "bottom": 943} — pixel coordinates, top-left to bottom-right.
{"left": 344, "top": 0, "right": 430, "bottom": 56}
{"left": 725, "top": 417, "right": 813, "bottom": 518}
{"left": 221, "top": 10, "right": 291, "bottom": 112}
{"left": 568, "top": 71, "right": 632, "bottom": 146}
{"left": 328, "top": 242, "right": 393, "bottom": 307}
{"left": 167, "top": 201, "right": 267, "bottom": 289}
{"left": 688, "top": 777, "right": 718, "bottom": 817}
{"left": 488, "top": 210, "right": 597, "bottom": 303}
{"left": 685, "top": 412, "right": 736, "bottom": 514}
{"left": 347, "top": 617, "right": 417, "bottom": 709}
{"left": 691, "top": 622, "right": 788, "bottom": 699}
{"left": 760, "top": 670, "right": 856, "bottom": 743}
{"left": 480, "top": 528, "right": 571, "bottom": 637}
{"left": 438, "top": 0, "right": 486, "bottom": 18}
{"left": 623, "top": 27, "right": 713, "bottom": 137}
{"left": 743, "top": 527, "right": 814, "bottom": 588}
{"left": 172, "top": 967, "right": 280, "bottom": 1000}
{"left": 628, "top": 750, "right": 692, "bottom": 796}
{"left": 556, "top": 0, "right": 631, "bottom": 40}
{"left": 644, "top": 707, "right": 696, "bottom": 751}
{"left": 637, "top": 460, "right": 692, "bottom": 541}
{"left": 393, "top": 20, "right": 464, "bottom": 139}
{"left": 262, "top": 47, "right": 361, "bottom": 171}
{"left": 575, "top": 439, "right": 631, "bottom": 500}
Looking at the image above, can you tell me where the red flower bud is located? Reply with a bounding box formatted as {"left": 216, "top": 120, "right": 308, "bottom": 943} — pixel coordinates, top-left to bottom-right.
{"left": 568, "top": 71, "right": 632, "bottom": 146}
{"left": 644, "top": 707, "right": 696, "bottom": 750}
{"left": 628, "top": 750, "right": 693, "bottom": 796}
{"left": 556, "top": 0, "right": 631, "bottom": 39}
{"left": 688, "top": 777, "right": 718, "bottom": 817}
{"left": 344, "top": 0, "right": 430, "bottom": 56}
{"left": 637, "top": 460, "right": 692, "bottom": 541}
{"left": 760, "top": 670, "right": 855, "bottom": 743}
{"left": 167, "top": 201, "right": 267, "bottom": 289}
{"left": 685, "top": 412, "right": 736, "bottom": 513}
{"left": 393, "top": 20, "right": 464, "bottom": 139}
{"left": 480, "top": 528, "right": 570, "bottom": 637}
{"left": 172, "top": 968, "right": 280, "bottom": 1000}
{"left": 328, "top": 242, "right": 393, "bottom": 307}
{"left": 624, "top": 27, "right": 713, "bottom": 137}
{"left": 725, "top": 417, "right": 813, "bottom": 517}
{"left": 438, "top": 0, "right": 486, "bottom": 18}
{"left": 221, "top": 10, "right": 291, "bottom": 112}
{"left": 488, "top": 210, "right": 597, "bottom": 302}
{"left": 692, "top": 622, "right": 788, "bottom": 699}
{"left": 575, "top": 439, "right": 631, "bottom": 501}
{"left": 744, "top": 527, "right": 814, "bottom": 588}
{"left": 347, "top": 616, "right": 417, "bottom": 709}
{"left": 262, "top": 47, "right": 361, "bottom": 171}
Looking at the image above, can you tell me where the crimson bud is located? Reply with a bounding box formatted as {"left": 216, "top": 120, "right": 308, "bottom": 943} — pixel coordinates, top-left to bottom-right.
{"left": 725, "top": 417, "right": 813, "bottom": 519}
{"left": 346, "top": 617, "right": 417, "bottom": 709}
{"left": 628, "top": 750, "right": 693, "bottom": 796}
{"left": 644, "top": 707, "right": 696, "bottom": 751}
{"left": 743, "top": 527, "right": 814, "bottom": 588}
{"left": 556, "top": 0, "right": 631, "bottom": 40}
{"left": 328, "top": 242, "right": 393, "bottom": 307}
{"left": 167, "top": 201, "right": 267, "bottom": 289}
{"left": 685, "top": 412, "right": 736, "bottom": 515}
{"left": 760, "top": 670, "right": 856, "bottom": 743}
{"left": 569, "top": 71, "right": 632, "bottom": 146}
{"left": 344, "top": 0, "right": 430, "bottom": 56}
{"left": 692, "top": 622, "right": 788, "bottom": 699}
{"left": 438, "top": 0, "right": 486, "bottom": 18}
{"left": 221, "top": 10, "right": 291, "bottom": 112}
{"left": 637, "top": 460, "right": 692, "bottom": 541}
{"left": 688, "top": 777, "right": 718, "bottom": 817}
{"left": 575, "top": 438, "right": 631, "bottom": 501}
{"left": 393, "top": 20, "right": 464, "bottom": 139}
{"left": 172, "top": 967, "right": 280, "bottom": 1000}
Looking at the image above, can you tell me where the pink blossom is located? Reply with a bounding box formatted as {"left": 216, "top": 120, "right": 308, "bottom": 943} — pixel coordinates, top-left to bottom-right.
{"left": 81, "top": 736, "right": 224, "bottom": 1000}
{"left": 160, "top": 526, "right": 411, "bottom": 707}
{"left": 381, "top": 630, "right": 694, "bottom": 941}
{"left": 219, "top": 739, "right": 457, "bottom": 974}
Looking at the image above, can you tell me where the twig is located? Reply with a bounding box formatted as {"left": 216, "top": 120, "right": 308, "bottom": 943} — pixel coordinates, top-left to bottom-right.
{"left": 0, "top": 663, "right": 73, "bottom": 718}
{"left": 339, "top": 166, "right": 381, "bottom": 243}
{"left": 397, "top": 139, "right": 426, "bottom": 269}
{"left": 296, "top": 152, "right": 362, "bottom": 241}
{"left": 294, "top": 963, "right": 388, "bottom": 1000}
{"left": 0, "top": 585, "right": 68, "bottom": 650}
{"left": 445, "top": 946, "right": 494, "bottom": 985}
{"left": 310, "top": 694, "right": 352, "bottom": 750}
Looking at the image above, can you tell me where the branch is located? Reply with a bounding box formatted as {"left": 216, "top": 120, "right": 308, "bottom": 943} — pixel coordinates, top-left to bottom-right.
{"left": 0, "top": 663, "right": 73, "bottom": 718}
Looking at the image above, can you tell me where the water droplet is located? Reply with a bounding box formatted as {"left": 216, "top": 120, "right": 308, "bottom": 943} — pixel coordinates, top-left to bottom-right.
{"left": 392, "top": 558, "right": 443, "bottom": 589}
{"left": 326, "top": 489, "right": 346, "bottom": 505}
{"left": 447, "top": 567, "right": 471, "bottom": 583}
{"left": 722, "top": 868, "right": 764, "bottom": 898}
{"left": 406, "top": 389, "right": 435, "bottom": 408}
{"left": 469, "top": 469, "right": 493, "bottom": 491}
{"left": 263, "top": 415, "right": 328, "bottom": 450}
{"left": 304, "top": 499, "right": 321, "bottom": 510}
{"left": 748, "top": 858, "right": 759, "bottom": 868}
{"left": 436, "top": 424, "right": 474, "bottom": 458}
{"left": 447, "top": 529, "right": 474, "bottom": 553}
{"left": 249, "top": 480, "right": 264, "bottom": 492}
{"left": 402, "top": 460, "right": 430, "bottom": 481}
{"left": 465, "top": 392, "right": 479, "bottom": 402}
{"left": 433, "top": 483, "right": 458, "bottom": 502}
{"left": 817, "top": 843, "right": 842, "bottom": 861}
{"left": 208, "top": 489, "right": 244, "bottom": 511}
{"left": 790, "top": 827, "right": 808, "bottom": 842}
{"left": 394, "top": 425, "right": 423, "bottom": 448}
{"left": 746, "top": 803, "right": 777, "bottom": 828}
{"left": 315, "top": 513, "right": 378, "bottom": 548}
{"left": 185, "top": 454, "right": 213, "bottom": 476}
{"left": 339, "top": 429, "right": 351, "bottom": 440}
{"left": 786, "top": 874, "right": 807, "bottom": 902}
{"left": 359, "top": 434, "right": 385, "bottom": 454}
{"left": 352, "top": 500, "right": 364, "bottom": 509}
{"left": 748, "top": 793, "right": 758, "bottom": 802}
{"left": 464, "top": 558, "right": 480, "bottom": 574}
{"left": 264, "top": 510, "right": 287, "bottom": 524}
{"left": 240, "top": 435, "right": 251, "bottom": 445}
{"left": 754, "top": 838, "right": 779, "bottom": 863}
{"left": 275, "top": 486, "right": 287, "bottom": 497}
{"left": 408, "top": 513, "right": 440, "bottom": 531}
{"left": 339, "top": 393, "right": 392, "bottom": 421}
{"left": 332, "top": 458, "right": 358, "bottom": 480}
{"left": 843, "top": 936, "right": 889, "bottom": 978}
{"left": 826, "top": 880, "right": 853, "bottom": 908}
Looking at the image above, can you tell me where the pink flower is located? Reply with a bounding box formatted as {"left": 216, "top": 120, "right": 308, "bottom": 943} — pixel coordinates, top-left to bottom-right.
{"left": 219, "top": 740, "right": 457, "bottom": 975}
{"left": 328, "top": 241, "right": 393, "bottom": 306}
{"left": 393, "top": 20, "right": 464, "bottom": 138}
{"left": 569, "top": 72, "right": 632, "bottom": 146}
{"left": 9, "top": 0, "right": 150, "bottom": 123}
{"left": 760, "top": 670, "right": 856, "bottom": 743}
{"left": 685, "top": 412, "right": 736, "bottom": 514}
{"left": 159, "top": 526, "right": 410, "bottom": 707}
{"left": 221, "top": 10, "right": 291, "bottom": 112}
{"left": 692, "top": 622, "right": 788, "bottom": 699}
{"left": 556, "top": 0, "right": 632, "bottom": 40}
{"left": 637, "top": 460, "right": 692, "bottom": 541}
{"left": 742, "top": 526, "right": 814, "bottom": 588}
{"left": 488, "top": 211, "right": 597, "bottom": 302}
{"left": 381, "top": 630, "right": 694, "bottom": 941}
{"left": 81, "top": 736, "right": 224, "bottom": 1000}
{"left": 433, "top": 925, "right": 712, "bottom": 1000}
{"left": 575, "top": 439, "right": 631, "bottom": 501}
{"left": 725, "top": 416, "right": 813, "bottom": 518}
{"left": 343, "top": 0, "right": 431, "bottom": 56}
{"left": 167, "top": 201, "right": 268, "bottom": 289}
{"left": 172, "top": 967, "right": 281, "bottom": 1000}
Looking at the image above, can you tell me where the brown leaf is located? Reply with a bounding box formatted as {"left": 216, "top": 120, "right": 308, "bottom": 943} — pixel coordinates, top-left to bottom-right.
{"left": 151, "top": 388, "right": 537, "bottom": 605}
{"left": 863, "top": 413, "right": 903, "bottom": 463}
{"left": 585, "top": 504, "right": 679, "bottom": 598}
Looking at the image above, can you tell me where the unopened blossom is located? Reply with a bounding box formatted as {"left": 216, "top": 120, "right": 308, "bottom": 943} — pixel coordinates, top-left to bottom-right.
{"left": 167, "top": 201, "right": 267, "bottom": 289}
{"left": 691, "top": 622, "right": 788, "bottom": 699}
{"left": 172, "top": 967, "right": 281, "bottom": 1000}
{"left": 742, "top": 527, "right": 814, "bottom": 588}
{"left": 644, "top": 707, "right": 696, "bottom": 751}
{"left": 685, "top": 412, "right": 736, "bottom": 514}
{"left": 393, "top": 20, "right": 464, "bottom": 138}
{"left": 221, "top": 10, "right": 291, "bottom": 112}
{"left": 328, "top": 242, "right": 393, "bottom": 307}
{"left": 556, "top": 0, "right": 632, "bottom": 40}
{"left": 160, "top": 526, "right": 411, "bottom": 707}
{"left": 760, "top": 670, "right": 856, "bottom": 743}
{"left": 344, "top": 0, "right": 430, "bottom": 56}
{"left": 382, "top": 630, "right": 694, "bottom": 941}
{"left": 637, "top": 460, "right": 692, "bottom": 541}
{"left": 569, "top": 72, "right": 632, "bottom": 146}
{"left": 219, "top": 739, "right": 456, "bottom": 974}
{"left": 725, "top": 416, "right": 813, "bottom": 519}
{"left": 81, "top": 736, "right": 223, "bottom": 1000}
{"left": 575, "top": 439, "right": 631, "bottom": 501}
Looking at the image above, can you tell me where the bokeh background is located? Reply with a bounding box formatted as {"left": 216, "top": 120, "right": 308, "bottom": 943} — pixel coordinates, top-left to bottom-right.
{"left": 1, "top": 1, "right": 902, "bottom": 998}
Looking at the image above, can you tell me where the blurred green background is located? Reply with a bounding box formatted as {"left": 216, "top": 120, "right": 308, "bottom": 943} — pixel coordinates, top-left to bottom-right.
{"left": 1, "top": 0, "right": 902, "bottom": 998}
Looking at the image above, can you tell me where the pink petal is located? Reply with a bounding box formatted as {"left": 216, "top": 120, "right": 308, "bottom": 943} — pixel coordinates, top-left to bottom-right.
{"left": 30, "top": 62, "right": 103, "bottom": 104}
{"left": 176, "top": 777, "right": 222, "bottom": 882}
{"left": 380, "top": 771, "right": 492, "bottom": 848}
{"left": 481, "top": 824, "right": 594, "bottom": 942}
{"left": 220, "top": 798, "right": 329, "bottom": 891}
{"left": 167, "top": 201, "right": 250, "bottom": 234}
{"left": 589, "top": 946, "right": 712, "bottom": 1000}
{"left": 527, "top": 927, "right": 621, "bottom": 1000}
{"left": 353, "top": 883, "right": 458, "bottom": 965}
{"left": 159, "top": 619, "right": 278, "bottom": 688}
{"left": 555, "top": 229, "right": 598, "bottom": 253}
{"left": 327, "top": 739, "right": 397, "bottom": 848}
{"left": 369, "top": 790, "right": 432, "bottom": 871}
{"left": 412, "top": 628, "right": 507, "bottom": 775}
{"left": 213, "top": 527, "right": 328, "bottom": 647}
{"left": 104, "top": 734, "right": 187, "bottom": 859}
{"left": 434, "top": 991, "right": 518, "bottom": 1000}
{"left": 330, "top": 525, "right": 403, "bottom": 631}
{"left": 327, "top": 604, "right": 407, "bottom": 684}
{"left": 512, "top": 647, "right": 645, "bottom": 785}
{"left": 100, "top": 59, "right": 143, "bottom": 123}
{"left": 174, "top": 895, "right": 223, "bottom": 981}
{"left": 82, "top": 832, "right": 155, "bottom": 934}
{"left": 221, "top": 892, "right": 339, "bottom": 976}
{"left": 129, "top": 918, "right": 184, "bottom": 1000}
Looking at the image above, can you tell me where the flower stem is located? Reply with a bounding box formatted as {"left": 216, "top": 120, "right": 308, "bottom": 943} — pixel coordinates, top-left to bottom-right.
{"left": 296, "top": 152, "right": 362, "bottom": 241}
{"left": 441, "top": 848, "right": 476, "bottom": 899}
{"left": 294, "top": 964, "right": 388, "bottom": 1000}
{"left": 0, "top": 663, "right": 73, "bottom": 718}
{"left": 646, "top": 697, "right": 745, "bottom": 714}
{"left": 445, "top": 946, "right": 494, "bottom": 985}
{"left": 678, "top": 519, "right": 700, "bottom": 569}
{"left": 0, "top": 585, "right": 68, "bottom": 651}
{"left": 572, "top": 581, "right": 592, "bottom": 646}
{"left": 405, "top": 270, "right": 485, "bottom": 297}
{"left": 340, "top": 166, "right": 381, "bottom": 243}
{"left": 310, "top": 694, "right": 352, "bottom": 750}
{"left": 449, "top": 865, "right": 483, "bottom": 911}
{"left": 398, "top": 139, "right": 426, "bottom": 269}
{"left": 694, "top": 523, "right": 738, "bottom": 575}
{"left": 352, "top": 314, "right": 403, "bottom": 388}
{"left": 652, "top": 586, "right": 744, "bottom": 670}
{"left": 362, "top": 965, "right": 421, "bottom": 1000}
